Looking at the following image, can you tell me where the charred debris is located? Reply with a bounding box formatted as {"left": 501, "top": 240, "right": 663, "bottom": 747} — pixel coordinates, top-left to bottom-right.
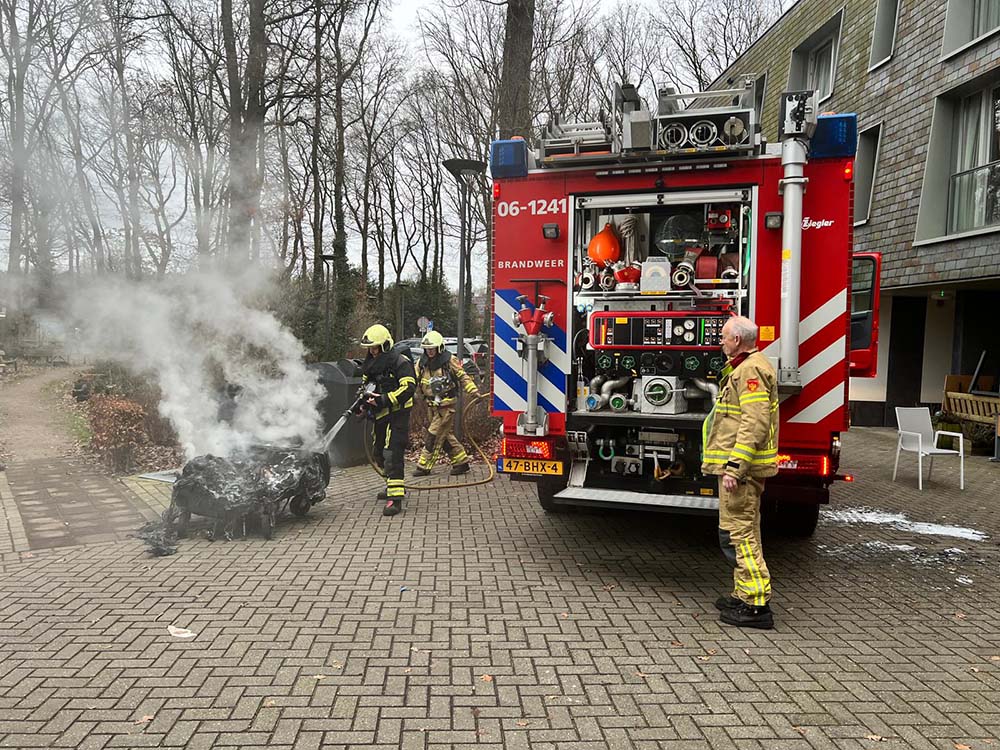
{"left": 136, "top": 445, "right": 330, "bottom": 556}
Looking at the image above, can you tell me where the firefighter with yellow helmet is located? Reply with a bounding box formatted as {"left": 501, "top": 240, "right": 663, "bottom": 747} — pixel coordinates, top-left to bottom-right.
{"left": 359, "top": 323, "right": 416, "bottom": 516}
{"left": 413, "top": 329, "right": 479, "bottom": 476}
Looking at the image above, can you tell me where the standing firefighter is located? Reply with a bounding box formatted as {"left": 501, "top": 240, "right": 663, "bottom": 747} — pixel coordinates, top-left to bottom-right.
{"left": 701, "top": 316, "right": 779, "bottom": 630}
{"left": 360, "top": 324, "right": 416, "bottom": 517}
{"left": 413, "top": 330, "right": 479, "bottom": 476}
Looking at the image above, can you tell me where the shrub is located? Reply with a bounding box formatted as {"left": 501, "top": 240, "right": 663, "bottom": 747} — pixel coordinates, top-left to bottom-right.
{"left": 85, "top": 363, "right": 178, "bottom": 447}
{"left": 88, "top": 396, "right": 147, "bottom": 473}
{"left": 962, "top": 420, "right": 996, "bottom": 455}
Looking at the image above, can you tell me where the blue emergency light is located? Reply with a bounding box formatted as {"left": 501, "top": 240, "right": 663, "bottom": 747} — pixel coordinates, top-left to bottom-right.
{"left": 810, "top": 113, "right": 857, "bottom": 158}
{"left": 490, "top": 139, "right": 529, "bottom": 178}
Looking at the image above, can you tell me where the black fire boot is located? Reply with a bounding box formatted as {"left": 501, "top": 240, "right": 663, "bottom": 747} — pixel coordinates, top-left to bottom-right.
{"left": 413, "top": 466, "right": 431, "bottom": 477}
{"left": 450, "top": 462, "right": 470, "bottom": 476}
{"left": 720, "top": 602, "right": 774, "bottom": 630}
{"left": 383, "top": 497, "right": 402, "bottom": 516}
{"left": 715, "top": 595, "right": 742, "bottom": 611}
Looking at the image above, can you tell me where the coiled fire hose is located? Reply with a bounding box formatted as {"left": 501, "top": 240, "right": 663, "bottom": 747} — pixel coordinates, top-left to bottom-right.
{"left": 363, "top": 391, "right": 497, "bottom": 490}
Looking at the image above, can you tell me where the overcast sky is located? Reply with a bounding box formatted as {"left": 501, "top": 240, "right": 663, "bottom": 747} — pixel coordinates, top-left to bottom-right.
{"left": 389, "top": 0, "right": 434, "bottom": 41}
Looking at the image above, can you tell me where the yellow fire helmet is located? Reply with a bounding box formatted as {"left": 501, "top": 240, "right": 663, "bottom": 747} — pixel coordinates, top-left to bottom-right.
{"left": 361, "top": 323, "right": 394, "bottom": 352}
{"left": 420, "top": 330, "right": 444, "bottom": 350}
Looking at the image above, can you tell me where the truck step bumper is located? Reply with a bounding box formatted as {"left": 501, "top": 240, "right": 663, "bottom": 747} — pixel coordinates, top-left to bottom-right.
{"left": 554, "top": 487, "right": 719, "bottom": 513}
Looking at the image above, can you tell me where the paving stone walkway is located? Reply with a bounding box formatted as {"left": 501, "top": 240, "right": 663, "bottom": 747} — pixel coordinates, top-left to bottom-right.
{"left": 1, "top": 408, "right": 999, "bottom": 748}
{"left": 0, "top": 369, "right": 160, "bottom": 557}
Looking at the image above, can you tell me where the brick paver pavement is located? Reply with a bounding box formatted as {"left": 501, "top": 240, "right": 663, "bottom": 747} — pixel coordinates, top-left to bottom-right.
{"left": 0, "top": 428, "right": 999, "bottom": 749}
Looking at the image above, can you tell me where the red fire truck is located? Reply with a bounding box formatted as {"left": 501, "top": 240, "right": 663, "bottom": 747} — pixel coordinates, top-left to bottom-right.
{"left": 487, "top": 79, "right": 880, "bottom": 536}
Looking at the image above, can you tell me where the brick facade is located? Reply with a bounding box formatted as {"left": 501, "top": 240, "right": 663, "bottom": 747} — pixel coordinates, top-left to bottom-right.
{"left": 712, "top": 0, "right": 1000, "bottom": 289}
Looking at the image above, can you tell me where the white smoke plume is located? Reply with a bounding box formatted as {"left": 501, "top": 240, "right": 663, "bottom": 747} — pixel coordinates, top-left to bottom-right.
{"left": 65, "top": 267, "right": 324, "bottom": 460}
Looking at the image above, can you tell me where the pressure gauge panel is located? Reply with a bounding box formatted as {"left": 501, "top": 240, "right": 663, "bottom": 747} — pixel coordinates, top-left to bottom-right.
{"left": 589, "top": 312, "right": 730, "bottom": 350}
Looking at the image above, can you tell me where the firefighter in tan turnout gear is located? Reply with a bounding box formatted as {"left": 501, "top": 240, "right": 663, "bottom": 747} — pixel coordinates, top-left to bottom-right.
{"left": 701, "top": 316, "right": 779, "bottom": 630}
{"left": 413, "top": 330, "right": 479, "bottom": 476}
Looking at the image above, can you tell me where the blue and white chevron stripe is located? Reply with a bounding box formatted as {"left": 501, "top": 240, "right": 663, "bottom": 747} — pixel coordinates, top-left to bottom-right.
{"left": 492, "top": 288, "right": 569, "bottom": 414}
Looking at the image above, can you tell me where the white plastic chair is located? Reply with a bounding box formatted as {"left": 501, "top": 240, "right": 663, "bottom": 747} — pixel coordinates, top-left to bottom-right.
{"left": 893, "top": 407, "right": 964, "bottom": 490}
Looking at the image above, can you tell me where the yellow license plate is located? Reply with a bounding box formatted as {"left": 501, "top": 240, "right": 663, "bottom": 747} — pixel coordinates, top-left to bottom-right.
{"left": 501, "top": 458, "right": 563, "bottom": 475}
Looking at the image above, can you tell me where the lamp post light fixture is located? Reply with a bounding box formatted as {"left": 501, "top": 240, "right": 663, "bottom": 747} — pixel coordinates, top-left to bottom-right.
{"left": 443, "top": 157, "right": 487, "bottom": 441}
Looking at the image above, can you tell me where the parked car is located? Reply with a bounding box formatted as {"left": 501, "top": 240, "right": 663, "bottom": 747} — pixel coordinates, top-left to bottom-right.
{"left": 442, "top": 337, "right": 489, "bottom": 380}
{"left": 392, "top": 335, "right": 488, "bottom": 382}
{"left": 391, "top": 338, "right": 423, "bottom": 364}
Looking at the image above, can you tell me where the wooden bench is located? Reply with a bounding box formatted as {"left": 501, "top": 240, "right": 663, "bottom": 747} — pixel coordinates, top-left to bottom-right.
{"left": 944, "top": 391, "right": 1000, "bottom": 424}
{"left": 943, "top": 375, "right": 1000, "bottom": 425}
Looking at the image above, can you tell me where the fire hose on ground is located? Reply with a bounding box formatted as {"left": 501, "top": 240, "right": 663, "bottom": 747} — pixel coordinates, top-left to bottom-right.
{"left": 362, "top": 391, "right": 497, "bottom": 490}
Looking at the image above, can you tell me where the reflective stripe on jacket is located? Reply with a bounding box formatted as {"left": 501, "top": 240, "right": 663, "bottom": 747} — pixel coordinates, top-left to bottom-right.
{"left": 362, "top": 350, "right": 416, "bottom": 420}
{"left": 415, "top": 352, "right": 478, "bottom": 407}
{"left": 701, "top": 349, "right": 779, "bottom": 479}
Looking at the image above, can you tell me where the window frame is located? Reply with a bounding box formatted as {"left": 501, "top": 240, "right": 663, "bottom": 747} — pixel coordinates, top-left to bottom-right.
{"left": 972, "top": 0, "right": 1000, "bottom": 39}
{"left": 854, "top": 122, "right": 883, "bottom": 227}
{"left": 941, "top": 0, "right": 1000, "bottom": 59}
{"left": 948, "top": 84, "right": 1000, "bottom": 234}
{"left": 787, "top": 10, "right": 844, "bottom": 105}
{"left": 754, "top": 72, "right": 768, "bottom": 120}
{"left": 868, "top": 0, "right": 901, "bottom": 71}
{"left": 916, "top": 78, "right": 1000, "bottom": 243}
{"left": 807, "top": 38, "right": 836, "bottom": 102}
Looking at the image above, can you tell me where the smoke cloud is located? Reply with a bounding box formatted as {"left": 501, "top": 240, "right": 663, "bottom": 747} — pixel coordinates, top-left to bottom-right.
{"left": 63, "top": 267, "right": 323, "bottom": 460}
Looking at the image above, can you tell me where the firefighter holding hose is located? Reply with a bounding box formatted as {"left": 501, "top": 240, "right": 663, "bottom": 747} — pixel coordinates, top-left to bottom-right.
{"left": 413, "top": 330, "right": 479, "bottom": 477}
{"left": 359, "top": 324, "right": 416, "bottom": 517}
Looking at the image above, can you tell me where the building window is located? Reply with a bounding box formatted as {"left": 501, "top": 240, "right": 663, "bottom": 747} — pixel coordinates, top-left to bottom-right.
{"left": 943, "top": 0, "right": 1000, "bottom": 55}
{"left": 973, "top": 0, "right": 1000, "bottom": 38}
{"left": 807, "top": 39, "right": 835, "bottom": 100}
{"left": 854, "top": 123, "right": 882, "bottom": 225}
{"left": 754, "top": 73, "right": 767, "bottom": 119}
{"left": 869, "top": 0, "right": 900, "bottom": 68}
{"left": 788, "top": 12, "right": 842, "bottom": 103}
{"left": 948, "top": 85, "right": 1000, "bottom": 233}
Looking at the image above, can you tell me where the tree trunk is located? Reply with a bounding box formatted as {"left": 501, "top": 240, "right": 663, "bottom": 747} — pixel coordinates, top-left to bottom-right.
{"left": 497, "top": 0, "right": 536, "bottom": 140}
{"left": 311, "top": 1, "right": 324, "bottom": 288}
{"left": 6, "top": 12, "right": 28, "bottom": 274}
{"left": 221, "top": 0, "right": 265, "bottom": 262}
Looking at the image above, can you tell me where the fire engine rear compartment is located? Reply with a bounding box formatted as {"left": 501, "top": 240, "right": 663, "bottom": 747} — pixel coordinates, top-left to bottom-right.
{"left": 559, "top": 187, "right": 757, "bottom": 512}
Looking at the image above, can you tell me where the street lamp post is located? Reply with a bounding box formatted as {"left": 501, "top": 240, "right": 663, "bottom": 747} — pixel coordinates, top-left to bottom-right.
{"left": 396, "top": 281, "right": 409, "bottom": 341}
{"left": 443, "top": 157, "right": 487, "bottom": 441}
{"left": 321, "top": 253, "right": 336, "bottom": 360}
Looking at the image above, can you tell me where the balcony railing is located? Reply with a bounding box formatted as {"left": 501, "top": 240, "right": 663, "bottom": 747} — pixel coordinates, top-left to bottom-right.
{"left": 948, "top": 159, "right": 1000, "bottom": 234}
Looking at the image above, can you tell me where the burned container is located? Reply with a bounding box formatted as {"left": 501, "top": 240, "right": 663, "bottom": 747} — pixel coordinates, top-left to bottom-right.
{"left": 168, "top": 446, "right": 330, "bottom": 542}
{"left": 309, "top": 360, "right": 368, "bottom": 467}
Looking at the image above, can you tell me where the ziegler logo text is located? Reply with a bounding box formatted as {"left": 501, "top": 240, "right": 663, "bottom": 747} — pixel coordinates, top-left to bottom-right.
{"left": 802, "top": 217, "right": 835, "bottom": 229}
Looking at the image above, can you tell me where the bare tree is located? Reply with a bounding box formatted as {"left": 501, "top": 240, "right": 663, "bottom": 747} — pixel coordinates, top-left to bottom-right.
{"left": 157, "top": 8, "right": 227, "bottom": 262}
{"left": 654, "top": 0, "right": 781, "bottom": 91}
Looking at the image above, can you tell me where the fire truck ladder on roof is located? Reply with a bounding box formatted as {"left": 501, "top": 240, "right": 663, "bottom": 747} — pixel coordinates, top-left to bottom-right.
{"left": 538, "top": 114, "right": 613, "bottom": 159}
{"left": 537, "top": 77, "right": 760, "bottom": 167}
